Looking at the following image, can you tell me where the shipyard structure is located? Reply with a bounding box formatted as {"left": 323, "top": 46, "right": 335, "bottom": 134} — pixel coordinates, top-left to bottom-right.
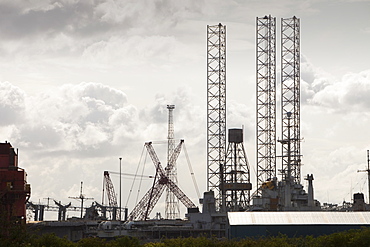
{"left": 0, "top": 142, "right": 31, "bottom": 224}
{"left": 20, "top": 15, "right": 370, "bottom": 241}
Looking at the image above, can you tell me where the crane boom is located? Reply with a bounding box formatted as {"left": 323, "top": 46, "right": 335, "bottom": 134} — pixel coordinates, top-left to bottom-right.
{"left": 127, "top": 141, "right": 196, "bottom": 221}
{"left": 103, "top": 171, "right": 118, "bottom": 208}
{"left": 127, "top": 180, "right": 166, "bottom": 221}
{"left": 167, "top": 179, "right": 196, "bottom": 208}
{"left": 166, "top": 140, "right": 184, "bottom": 173}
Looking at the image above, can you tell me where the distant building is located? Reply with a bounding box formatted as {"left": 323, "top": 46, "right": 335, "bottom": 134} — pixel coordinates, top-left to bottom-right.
{"left": 0, "top": 142, "right": 31, "bottom": 224}
{"left": 228, "top": 211, "right": 370, "bottom": 238}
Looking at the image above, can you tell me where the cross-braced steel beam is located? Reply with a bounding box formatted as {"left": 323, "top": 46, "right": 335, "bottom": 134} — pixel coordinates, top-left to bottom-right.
{"left": 207, "top": 23, "right": 226, "bottom": 209}
{"left": 281, "top": 16, "right": 301, "bottom": 184}
{"left": 165, "top": 105, "right": 179, "bottom": 219}
{"left": 256, "top": 15, "right": 277, "bottom": 195}
{"left": 127, "top": 141, "right": 196, "bottom": 221}
{"left": 222, "top": 129, "right": 252, "bottom": 211}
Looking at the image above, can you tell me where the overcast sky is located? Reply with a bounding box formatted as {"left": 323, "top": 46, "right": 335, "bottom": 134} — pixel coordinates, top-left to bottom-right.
{"left": 0, "top": 0, "right": 369, "bottom": 220}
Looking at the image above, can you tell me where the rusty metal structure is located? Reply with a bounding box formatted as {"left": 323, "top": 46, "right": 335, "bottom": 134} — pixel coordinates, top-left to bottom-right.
{"left": 0, "top": 142, "right": 30, "bottom": 224}
{"left": 280, "top": 16, "right": 301, "bottom": 184}
{"left": 256, "top": 15, "right": 277, "bottom": 195}
{"left": 128, "top": 141, "right": 197, "bottom": 221}
{"left": 207, "top": 23, "right": 227, "bottom": 209}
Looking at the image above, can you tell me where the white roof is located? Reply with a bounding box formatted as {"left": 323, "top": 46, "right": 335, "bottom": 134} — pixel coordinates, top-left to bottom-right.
{"left": 228, "top": 211, "right": 370, "bottom": 225}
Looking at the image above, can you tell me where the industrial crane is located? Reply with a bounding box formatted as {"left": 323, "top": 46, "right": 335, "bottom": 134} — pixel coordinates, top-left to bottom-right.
{"left": 127, "top": 140, "right": 197, "bottom": 221}
{"left": 103, "top": 171, "right": 119, "bottom": 220}
{"left": 102, "top": 170, "right": 153, "bottom": 220}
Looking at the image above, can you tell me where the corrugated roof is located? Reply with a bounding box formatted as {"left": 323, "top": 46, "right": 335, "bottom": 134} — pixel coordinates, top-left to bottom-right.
{"left": 228, "top": 212, "right": 370, "bottom": 225}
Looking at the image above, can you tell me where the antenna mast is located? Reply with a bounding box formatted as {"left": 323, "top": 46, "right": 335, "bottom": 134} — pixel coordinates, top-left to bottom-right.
{"left": 69, "top": 181, "right": 93, "bottom": 218}
{"left": 358, "top": 150, "right": 370, "bottom": 203}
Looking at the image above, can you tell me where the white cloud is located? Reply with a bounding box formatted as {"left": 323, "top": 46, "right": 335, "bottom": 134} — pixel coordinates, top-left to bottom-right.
{"left": 0, "top": 81, "right": 26, "bottom": 125}
{"left": 7, "top": 82, "right": 135, "bottom": 155}
{"left": 0, "top": 81, "right": 208, "bottom": 218}
{"left": 311, "top": 70, "right": 370, "bottom": 112}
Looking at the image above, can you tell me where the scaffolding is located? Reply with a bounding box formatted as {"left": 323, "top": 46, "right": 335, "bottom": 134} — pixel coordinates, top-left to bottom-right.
{"left": 256, "top": 15, "right": 277, "bottom": 195}
{"left": 207, "top": 23, "right": 226, "bottom": 209}
{"left": 280, "top": 16, "right": 301, "bottom": 183}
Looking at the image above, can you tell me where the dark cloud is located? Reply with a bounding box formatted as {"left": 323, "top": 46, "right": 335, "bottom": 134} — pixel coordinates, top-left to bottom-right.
{"left": 0, "top": 0, "right": 204, "bottom": 41}
{"left": 0, "top": 1, "right": 95, "bottom": 39}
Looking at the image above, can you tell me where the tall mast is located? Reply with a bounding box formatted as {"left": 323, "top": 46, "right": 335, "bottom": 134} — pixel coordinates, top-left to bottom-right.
{"left": 165, "top": 105, "right": 179, "bottom": 219}
{"left": 207, "top": 23, "right": 227, "bottom": 210}
{"left": 256, "top": 15, "right": 277, "bottom": 195}
{"left": 358, "top": 150, "right": 370, "bottom": 203}
{"left": 281, "top": 16, "right": 301, "bottom": 184}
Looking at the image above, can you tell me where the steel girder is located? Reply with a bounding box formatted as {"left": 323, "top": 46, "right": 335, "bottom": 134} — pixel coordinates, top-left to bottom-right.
{"left": 165, "top": 105, "right": 179, "bottom": 219}
{"left": 223, "top": 141, "right": 252, "bottom": 211}
{"left": 281, "top": 17, "right": 301, "bottom": 184}
{"left": 256, "top": 16, "right": 277, "bottom": 195}
{"left": 127, "top": 141, "right": 196, "bottom": 221}
{"left": 207, "top": 23, "right": 226, "bottom": 209}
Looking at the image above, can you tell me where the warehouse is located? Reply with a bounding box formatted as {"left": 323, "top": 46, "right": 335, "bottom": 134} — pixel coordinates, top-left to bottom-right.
{"left": 228, "top": 212, "right": 370, "bottom": 238}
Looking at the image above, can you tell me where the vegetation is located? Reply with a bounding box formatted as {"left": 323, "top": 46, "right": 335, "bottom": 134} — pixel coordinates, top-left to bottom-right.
{"left": 2, "top": 227, "right": 370, "bottom": 246}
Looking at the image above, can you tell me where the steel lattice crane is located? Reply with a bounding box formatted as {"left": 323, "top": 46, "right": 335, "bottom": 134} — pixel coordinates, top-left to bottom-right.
{"left": 103, "top": 171, "right": 118, "bottom": 220}
{"left": 127, "top": 140, "right": 197, "bottom": 221}
{"left": 166, "top": 104, "right": 179, "bottom": 219}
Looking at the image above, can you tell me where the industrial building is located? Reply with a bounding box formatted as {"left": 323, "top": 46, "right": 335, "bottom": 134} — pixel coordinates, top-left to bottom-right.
{"left": 0, "top": 142, "right": 31, "bottom": 224}
{"left": 228, "top": 211, "right": 370, "bottom": 238}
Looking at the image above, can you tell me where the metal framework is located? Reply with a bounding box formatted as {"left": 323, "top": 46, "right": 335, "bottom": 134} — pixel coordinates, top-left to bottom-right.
{"left": 207, "top": 23, "right": 226, "bottom": 208}
{"left": 165, "top": 104, "right": 179, "bottom": 219}
{"left": 280, "top": 17, "right": 301, "bottom": 183}
{"left": 127, "top": 141, "right": 196, "bottom": 221}
{"left": 102, "top": 171, "right": 118, "bottom": 220}
{"left": 256, "top": 15, "right": 277, "bottom": 195}
{"left": 68, "top": 181, "right": 93, "bottom": 219}
{"left": 358, "top": 150, "right": 370, "bottom": 204}
{"left": 221, "top": 129, "right": 252, "bottom": 211}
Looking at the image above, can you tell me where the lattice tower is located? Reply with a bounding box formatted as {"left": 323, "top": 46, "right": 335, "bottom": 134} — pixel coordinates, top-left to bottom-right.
{"left": 207, "top": 23, "right": 226, "bottom": 209}
{"left": 280, "top": 17, "right": 301, "bottom": 183}
{"left": 222, "top": 129, "right": 252, "bottom": 212}
{"left": 165, "top": 105, "right": 179, "bottom": 219}
{"left": 256, "top": 15, "right": 277, "bottom": 195}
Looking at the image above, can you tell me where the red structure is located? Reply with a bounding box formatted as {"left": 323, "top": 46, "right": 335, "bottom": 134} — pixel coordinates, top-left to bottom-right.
{"left": 0, "top": 142, "right": 30, "bottom": 223}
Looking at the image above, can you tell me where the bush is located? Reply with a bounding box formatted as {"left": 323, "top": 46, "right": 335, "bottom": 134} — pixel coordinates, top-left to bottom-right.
{"left": 4, "top": 224, "right": 370, "bottom": 246}
{"left": 29, "top": 233, "right": 75, "bottom": 247}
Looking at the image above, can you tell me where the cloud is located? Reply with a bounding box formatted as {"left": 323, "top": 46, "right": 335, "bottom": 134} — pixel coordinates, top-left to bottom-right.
{"left": 299, "top": 55, "right": 370, "bottom": 113}
{"left": 0, "top": 81, "right": 26, "bottom": 125}
{"left": 6, "top": 82, "right": 137, "bottom": 157}
{"left": 0, "top": 81, "right": 207, "bottom": 214}
{"left": 82, "top": 35, "right": 182, "bottom": 66}
{"left": 0, "top": 0, "right": 205, "bottom": 40}
{"left": 311, "top": 70, "right": 370, "bottom": 112}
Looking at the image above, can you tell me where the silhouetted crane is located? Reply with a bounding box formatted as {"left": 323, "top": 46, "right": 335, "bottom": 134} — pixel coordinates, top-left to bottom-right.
{"left": 127, "top": 140, "right": 197, "bottom": 221}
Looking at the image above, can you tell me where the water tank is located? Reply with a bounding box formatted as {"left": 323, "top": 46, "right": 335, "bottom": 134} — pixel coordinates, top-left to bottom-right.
{"left": 228, "top": 129, "right": 243, "bottom": 143}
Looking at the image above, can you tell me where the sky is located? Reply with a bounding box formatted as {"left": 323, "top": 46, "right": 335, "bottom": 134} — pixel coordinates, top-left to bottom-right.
{"left": 0, "top": 0, "right": 369, "bottom": 220}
